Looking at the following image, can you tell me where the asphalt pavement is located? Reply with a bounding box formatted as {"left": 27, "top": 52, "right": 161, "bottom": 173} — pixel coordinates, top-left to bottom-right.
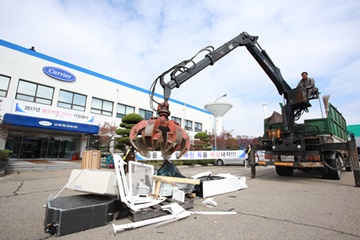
{"left": 0, "top": 163, "right": 360, "bottom": 240}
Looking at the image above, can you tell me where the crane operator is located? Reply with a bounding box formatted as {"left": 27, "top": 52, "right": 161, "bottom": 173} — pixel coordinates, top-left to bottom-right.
{"left": 297, "top": 71, "right": 318, "bottom": 100}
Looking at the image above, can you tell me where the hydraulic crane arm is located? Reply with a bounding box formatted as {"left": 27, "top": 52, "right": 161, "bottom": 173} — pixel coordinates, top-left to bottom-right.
{"left": 160, "top": 32, "right": 292, "bottom": 103}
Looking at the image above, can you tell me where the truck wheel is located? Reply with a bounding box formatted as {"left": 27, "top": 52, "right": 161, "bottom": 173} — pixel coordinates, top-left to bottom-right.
{"left": 328, "top": 156, "right": 342, "bottom": 180}
{"left": 320, "top": 166, "right": 329, "bottom": 179}
{"left": 275, "top": 166, "right": 293, "bottom": 176}
{"left": 216, "top": 159, "right": 224, "bottom": 166}
{"left": 321, "top": 156, "right": 341, "bottom": 180}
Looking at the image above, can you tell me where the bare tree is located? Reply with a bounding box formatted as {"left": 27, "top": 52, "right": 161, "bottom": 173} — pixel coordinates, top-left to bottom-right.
{"left": 0, "top": 122, "right": 10, "bottom": 140}
{"left": 98, "top": 122, "right": 118, "bottom": 152}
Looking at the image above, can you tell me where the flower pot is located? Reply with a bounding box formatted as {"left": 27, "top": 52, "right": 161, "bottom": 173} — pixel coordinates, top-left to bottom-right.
{"left": 0, "top": 160, "right": 9, "bottom": 177}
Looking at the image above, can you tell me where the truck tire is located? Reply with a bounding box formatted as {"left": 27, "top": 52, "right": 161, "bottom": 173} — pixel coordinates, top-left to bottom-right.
{"left": 321, "top": 156, "right": 341, "bottom": 180}
{"left": 320, "top": 165, "right": 330, "bottom": 179}
{"left": 275, "top": 166, "right": 294, "bottom": 176}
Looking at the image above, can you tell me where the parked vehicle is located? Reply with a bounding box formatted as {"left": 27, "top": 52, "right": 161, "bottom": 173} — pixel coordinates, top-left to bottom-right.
{"left": 214, "top": 156, "right": 246, "bottom": 166}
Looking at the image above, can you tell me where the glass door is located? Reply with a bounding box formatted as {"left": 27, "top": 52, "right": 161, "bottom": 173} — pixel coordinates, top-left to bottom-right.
{"left": 21, "top": 136, "right": 39, "bottom": 158}
{"left": 39, "top": 137, "right": 48, "bottom": 158}
{"left": 6, "top": 132, "right": 78, "bottom": 160}
{"left": 47, "top": 137, "right": 60, "bottom": 158}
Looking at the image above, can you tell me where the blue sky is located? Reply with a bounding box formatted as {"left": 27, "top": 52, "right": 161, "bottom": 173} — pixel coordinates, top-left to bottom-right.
{"left": 1, "top": 0, "right": 360, "bottom": 137}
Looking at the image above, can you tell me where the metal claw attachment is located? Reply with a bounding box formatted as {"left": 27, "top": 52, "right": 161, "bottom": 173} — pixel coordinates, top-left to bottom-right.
{"left": 130, "top": 102, "right": 190, "bottom": 160}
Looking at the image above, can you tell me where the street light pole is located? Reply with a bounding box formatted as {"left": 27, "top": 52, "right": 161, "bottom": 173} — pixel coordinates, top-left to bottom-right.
{"left": 214, "top": 94, "right": 227, "bottom": 103}
{"left": 213, "top": 94, "right": 227, "bottom": 150}
{"left": 214, "top": 121, "right": 217, "bottom": 150}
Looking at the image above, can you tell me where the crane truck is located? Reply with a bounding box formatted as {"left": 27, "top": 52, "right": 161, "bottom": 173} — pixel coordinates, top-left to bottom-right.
{"left": 129, "top": 31, "right": 360, "bottom": 186}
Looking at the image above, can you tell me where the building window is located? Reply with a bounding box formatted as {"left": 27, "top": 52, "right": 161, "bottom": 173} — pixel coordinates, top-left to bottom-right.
{"left": 139, "top": 108, "right": 153, "bottom": 120}
{"left": 16, "top": 80, "right": 54, "bottom": 105}
{"left": 117, "top": 103, "right": 135, "bottom": 118}
{"left": 185, "top": 120, "right": 193, "bottom": 131}
{"left": 91, "top": 97, "right": 113, "bottom": 116}
{"left": 171, "top": 116, "right": 182, "bottom": 126}
{"left": 195, "top": 122, "right": 202, "bottom": 132}
{"left": 58, "top": 89, "right": 87, "bottom": 111}
{"left": 0, "top": 75, "right": 10, "bottom": 97}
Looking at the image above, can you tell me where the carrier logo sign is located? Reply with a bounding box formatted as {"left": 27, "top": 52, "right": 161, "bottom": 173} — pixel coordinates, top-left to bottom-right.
{"left": 39, "top": 121, "right": 52, "bottom": 126}
{"left": 43, "top": 66, "right": 76, "bottom": 82}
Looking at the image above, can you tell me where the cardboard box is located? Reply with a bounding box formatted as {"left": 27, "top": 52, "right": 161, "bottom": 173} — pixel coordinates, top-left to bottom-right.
{"left": 81, "top": 150, "right": 101, "bottom": 170}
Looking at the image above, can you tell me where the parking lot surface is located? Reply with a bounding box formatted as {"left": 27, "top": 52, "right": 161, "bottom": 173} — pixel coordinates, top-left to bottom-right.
{"left": 1, "top": 164, "right": 360, "bottom": 240}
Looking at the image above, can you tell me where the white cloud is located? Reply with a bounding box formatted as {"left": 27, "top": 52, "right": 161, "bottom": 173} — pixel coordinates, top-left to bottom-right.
{"left": 1, "top": 0, "right": 360, "bottom": 136}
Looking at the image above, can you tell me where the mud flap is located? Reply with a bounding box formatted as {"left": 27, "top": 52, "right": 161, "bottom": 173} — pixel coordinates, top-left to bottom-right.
{"left": 348, "top": 135, "right": 360, "bottom": 187}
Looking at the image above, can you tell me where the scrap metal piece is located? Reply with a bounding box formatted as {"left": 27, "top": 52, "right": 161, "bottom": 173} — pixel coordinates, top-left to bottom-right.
{"left": 188, "top": 211, "right": 237, "bottom": 215}
{"left": 192, "top": 173, "right": 247, "bottom": 198}
{"left": 45, "top": 194, "right": 115, "bottom": 236}
{"left": 113, "top": 154, "right": 166, "bottom": 211}
{"left": 112, "top": 203, "right": 190, "bottom": 233}
{"left": 202, "top": 198, "right": 217, "bottom": 207}
{"left": 152, "top": 175, "right": 200, "bottom": 200}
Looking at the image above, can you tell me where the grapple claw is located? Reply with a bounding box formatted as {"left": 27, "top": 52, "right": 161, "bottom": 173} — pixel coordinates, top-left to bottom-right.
{"left": 159, "top": 120, "right": 190, "bottom": 159}
{"left": 129, "top": 103, "right": 190, "bottom": 160}
{"left": 129, "top": 117, "right": 160, "bottom": 157}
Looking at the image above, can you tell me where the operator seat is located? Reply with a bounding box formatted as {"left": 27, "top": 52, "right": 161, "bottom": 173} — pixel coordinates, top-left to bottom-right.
{"left": 308, "top": 87, "right": 319, "bottom": 100}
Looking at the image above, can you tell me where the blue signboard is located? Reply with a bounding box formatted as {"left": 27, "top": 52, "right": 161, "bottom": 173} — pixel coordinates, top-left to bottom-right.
{"left": 3, "top": 114, "right": 98, "bottom": 134}
{"left": 43, "top": 66, "right": 76, "bottom": 82}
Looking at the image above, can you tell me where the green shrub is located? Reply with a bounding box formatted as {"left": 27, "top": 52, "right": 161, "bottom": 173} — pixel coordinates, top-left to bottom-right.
{"left": 122, "top": 113, "right": 143, "bottom": 123}
{"left": 194, "top": 132, "right": 209, "bottom": 141}
{"left": 0, "top": 149, "right": 13, "bottom": 162}
{"left": 116, "top": 129, "right": 130, "bottom": 135}
{"left": 117, "top": 137, "right": 130, "bottom": 144}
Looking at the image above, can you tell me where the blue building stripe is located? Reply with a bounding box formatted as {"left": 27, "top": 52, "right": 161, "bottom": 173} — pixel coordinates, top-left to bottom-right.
{"left": 3, "top": 114, "right": 99, "bottom": 134}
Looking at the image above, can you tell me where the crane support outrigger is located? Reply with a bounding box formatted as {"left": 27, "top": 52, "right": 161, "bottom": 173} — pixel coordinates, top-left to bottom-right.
{"left": 129, "top": 31, "right": 360, "bottom": 187}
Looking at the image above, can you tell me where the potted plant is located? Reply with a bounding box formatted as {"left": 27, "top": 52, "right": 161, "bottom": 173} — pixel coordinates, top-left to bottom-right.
{"left": 0, "top": 149, "right": 12, "bottom": 177}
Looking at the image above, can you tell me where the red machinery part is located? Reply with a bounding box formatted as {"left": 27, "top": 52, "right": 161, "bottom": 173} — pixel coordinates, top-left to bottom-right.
{"left": 130, "top": 104, "right": 190, "bottom": 160}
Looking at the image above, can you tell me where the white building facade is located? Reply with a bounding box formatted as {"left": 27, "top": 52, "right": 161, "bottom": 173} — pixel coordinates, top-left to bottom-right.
{"left": 0, "top": 39, "right": 212, "bottom": 160}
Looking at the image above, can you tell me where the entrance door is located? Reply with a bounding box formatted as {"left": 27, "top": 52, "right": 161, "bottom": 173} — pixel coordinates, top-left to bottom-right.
{"left": 47, "top": 137, "right": 60, "bottom": 158}
{"left": 61, "top": 140, "right": 74, "bottom": 159}
{"left": 39, "top": 137, "right": 48, "bottom": 158}
{"left": 6, "top": 133, "right": 77, "bottom": 160}
{"left": 50, "top": 138, "right": 74, "bottom": 159}
{"left": 21, "top": 136, "right": 38, "bottom": 158}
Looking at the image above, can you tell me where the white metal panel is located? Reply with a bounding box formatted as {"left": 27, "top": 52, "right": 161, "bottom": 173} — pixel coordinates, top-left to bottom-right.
{"left": 66, "top": 169, "right": 119, "bottom": 196}
{"left": 201, "top": 175, "right": 247, "bottom": 198}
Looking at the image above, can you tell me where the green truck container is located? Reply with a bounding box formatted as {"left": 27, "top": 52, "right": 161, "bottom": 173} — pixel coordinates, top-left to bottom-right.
{"left": 304, "top": 103, "right": 348, "bottom": 141}
{"left": 264, "top": 103, "right": 347, "bottom": 141}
